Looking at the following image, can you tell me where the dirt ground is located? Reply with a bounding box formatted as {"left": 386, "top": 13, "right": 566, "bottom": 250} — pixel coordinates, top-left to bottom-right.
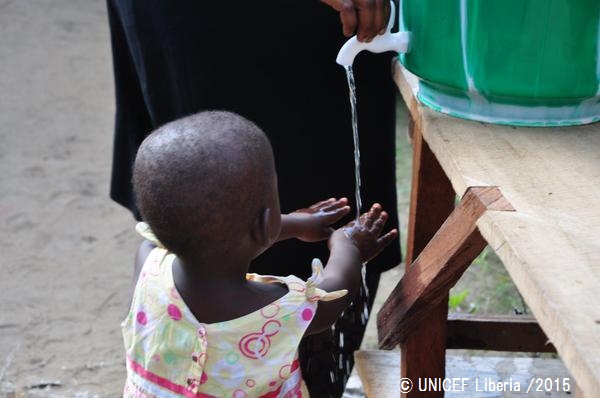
{"left": 0, "top": 1, "right": 404, "bottom": 397}
{"left": 0, "top": 1, "right": 136, "bottom": 396}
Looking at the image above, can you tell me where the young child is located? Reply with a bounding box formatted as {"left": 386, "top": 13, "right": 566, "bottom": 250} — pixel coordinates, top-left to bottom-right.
{"left": 122, "top": 111, "right": 397, "bottom": 397}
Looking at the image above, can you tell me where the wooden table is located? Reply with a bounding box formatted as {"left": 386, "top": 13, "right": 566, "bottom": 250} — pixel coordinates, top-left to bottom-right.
{"left": 376, "top": 61, "right": 600, "bottom": 397}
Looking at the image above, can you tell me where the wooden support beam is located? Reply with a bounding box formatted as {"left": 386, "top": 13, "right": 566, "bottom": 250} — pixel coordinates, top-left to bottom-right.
{"left": 404, "top": 120, "right": 455, "bottom": 267}
{"left": 401, "top": 303, "right": 448, "bottom": 398}
{"left": 390, "top": 119, "right": 455, "bottom": 397}
{"left": 378, "top": 186, "right": 513, "bottom": 349}
{"left": 378, "top": 217, "right": 485, "bottom": 349}
{"left": 446, "top": 313, "right": 556, "bottom": 353}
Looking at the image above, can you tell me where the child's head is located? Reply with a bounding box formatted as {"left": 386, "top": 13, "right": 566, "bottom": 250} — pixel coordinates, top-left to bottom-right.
{"left": 133, "top": 111, "right": 280, "bottom": 261}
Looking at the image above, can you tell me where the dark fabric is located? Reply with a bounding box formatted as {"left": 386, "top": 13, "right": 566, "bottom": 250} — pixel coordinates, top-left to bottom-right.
{"left": 299, "top": 270, "right": 380, "bottom": 397}
{"left": 107, "top": 1, "right": 401, "bottom": 395}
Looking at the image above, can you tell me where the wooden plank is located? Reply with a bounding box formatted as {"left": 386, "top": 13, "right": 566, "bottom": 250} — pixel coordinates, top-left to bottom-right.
{"left": 355, "top": 350, "right": 401, "bottom": 398}
{"left": 575, "top": 386, "right": 587, "bottom": 398}
{"left": 378, "top": 187, "right": 511, "bottom": 349}
{"left": 447, "top": 313, "right": 556, "bottom": 352}
{"left": 355, "top": 350, "right": 572, "bottom": 397}
{"left": 393, "top": 60, "right": 600, "bottom": 397}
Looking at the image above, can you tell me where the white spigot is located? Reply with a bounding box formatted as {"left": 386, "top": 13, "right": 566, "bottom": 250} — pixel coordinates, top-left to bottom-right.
{"left": 336, "top": 1, "right": 410, "bottom": 67}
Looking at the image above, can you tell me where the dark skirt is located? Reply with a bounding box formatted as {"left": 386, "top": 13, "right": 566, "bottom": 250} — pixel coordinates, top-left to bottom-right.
{"left": 107, "top": 1, "right": 401, "bottom": 395}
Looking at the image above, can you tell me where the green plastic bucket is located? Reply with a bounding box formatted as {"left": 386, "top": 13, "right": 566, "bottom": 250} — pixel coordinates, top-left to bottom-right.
{"left": 399, "top": 0, "right": 600, "bottom": 126}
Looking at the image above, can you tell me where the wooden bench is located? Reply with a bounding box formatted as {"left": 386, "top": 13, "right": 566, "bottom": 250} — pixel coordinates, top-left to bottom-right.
{"left": 368, "top": 61, "right": 600, "bottom": 397}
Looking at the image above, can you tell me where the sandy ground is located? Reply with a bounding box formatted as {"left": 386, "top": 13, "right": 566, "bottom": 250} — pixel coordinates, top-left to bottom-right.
{"left": 0, "top": 1, "right": 404, "bottom": 397}
{"left": 0, "top": 1, "right": 138, "bottom": 396}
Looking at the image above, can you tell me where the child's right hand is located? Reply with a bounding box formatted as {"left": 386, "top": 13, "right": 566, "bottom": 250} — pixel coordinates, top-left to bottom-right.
{"left": 331, "top": 203, "right": 398, "bottom": 263}
{"left": 306, "top": 203, "right": 397, "bottom": 336}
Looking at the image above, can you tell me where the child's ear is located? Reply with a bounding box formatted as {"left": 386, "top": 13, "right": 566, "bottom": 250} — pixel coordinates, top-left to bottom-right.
{"left": 252, "top": 207, "right": 277, "bottom": 248}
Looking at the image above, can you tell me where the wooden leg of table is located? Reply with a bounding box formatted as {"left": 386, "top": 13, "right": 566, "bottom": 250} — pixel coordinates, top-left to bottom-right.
{"left": 378, "top": 186, "right": 513, "bottom": 397}
{"left": 404, "top": 116, "right": 455, "bottom": 266}
{"left": 400, "top": 118, "right": 454, "bottom": 397}
{"left": 400, "top": 302, "right": 448, "bottom": 397}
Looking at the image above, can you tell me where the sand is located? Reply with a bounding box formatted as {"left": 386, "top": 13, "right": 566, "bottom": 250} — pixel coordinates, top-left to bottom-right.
{"left": 0, "top": 1, "right": 137, "bottom": 396}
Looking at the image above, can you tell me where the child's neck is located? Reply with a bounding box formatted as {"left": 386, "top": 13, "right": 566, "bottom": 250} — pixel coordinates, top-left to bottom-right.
{"left": 173, "top": 254, "right": 249, "bottom": 290}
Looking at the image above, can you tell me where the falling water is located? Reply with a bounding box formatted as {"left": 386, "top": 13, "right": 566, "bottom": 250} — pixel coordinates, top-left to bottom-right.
{"left": 344, "top": 65, "right": 362, "bottom": 220}
{"left": 344, "top": 66, "right": 371, "bottom": 326}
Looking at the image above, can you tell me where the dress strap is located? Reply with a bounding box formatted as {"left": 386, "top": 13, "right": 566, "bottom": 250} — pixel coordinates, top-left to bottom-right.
{"left": 305, "top": 259, "right": 348, "bottom": 302}
{"left": 135, "top": 222, "right": 166, "bottom": 248}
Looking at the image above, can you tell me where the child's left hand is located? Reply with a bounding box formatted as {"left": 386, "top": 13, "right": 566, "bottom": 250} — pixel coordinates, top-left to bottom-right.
{"left": 285, "top": 197, "right": 351, "bottom": 242}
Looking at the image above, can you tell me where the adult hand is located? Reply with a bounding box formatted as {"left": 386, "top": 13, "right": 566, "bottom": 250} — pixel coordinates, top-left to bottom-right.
{"left": 321, "top": 0, "right": 391, "bottom": 42}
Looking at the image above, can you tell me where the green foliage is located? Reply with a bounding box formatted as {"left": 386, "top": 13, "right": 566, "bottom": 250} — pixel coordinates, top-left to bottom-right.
{"left": 473, "top": 249, "right": 489, "bottom": 265}
{"left": 449, "top": 289, "right": 469, "bottom": 310}
{"left": 450, "top": 246, "right": 530, "bottom": 315}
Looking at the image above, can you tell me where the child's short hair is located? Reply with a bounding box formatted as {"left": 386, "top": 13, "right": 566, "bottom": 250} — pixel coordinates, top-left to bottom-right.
{"left": 133, "top": 111, "right": 274, "bottom": 259}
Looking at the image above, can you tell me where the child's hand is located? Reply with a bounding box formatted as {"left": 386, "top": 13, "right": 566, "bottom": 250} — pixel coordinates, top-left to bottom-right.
{"left": 287, "top": 197, "right": 351, "bottom": 242}
{"left": 334, "top": 203, "right": 397, "bottom": 263}
{"left": 305, "top": 203, "right": 397, "bottom": 336}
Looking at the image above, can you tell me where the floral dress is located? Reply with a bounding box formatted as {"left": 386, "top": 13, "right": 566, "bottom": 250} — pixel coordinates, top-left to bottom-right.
{"left": 122, "top": 223, "right": 346, "bottom": 398}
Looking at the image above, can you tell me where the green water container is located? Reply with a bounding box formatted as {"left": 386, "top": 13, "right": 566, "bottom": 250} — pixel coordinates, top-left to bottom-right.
{"left": 399, "top": 0, "right": 600, "bottom": 126}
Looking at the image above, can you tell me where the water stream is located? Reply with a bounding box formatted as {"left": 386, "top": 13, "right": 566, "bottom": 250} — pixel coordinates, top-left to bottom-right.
{"left": 344, "top": 65, "right": 370, "bottom": 319}
{"left": 344, "top": 65, "right": 362, "bottom": 220}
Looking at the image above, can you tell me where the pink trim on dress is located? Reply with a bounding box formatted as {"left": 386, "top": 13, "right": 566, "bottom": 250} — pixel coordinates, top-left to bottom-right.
{"left": 127, "top": 356, "right": 216, "bottom": 398}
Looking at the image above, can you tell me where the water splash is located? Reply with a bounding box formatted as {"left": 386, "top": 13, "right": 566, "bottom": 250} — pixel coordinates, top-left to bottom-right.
{"left": 345, "top": 65, "right": 362, "bottom": 220}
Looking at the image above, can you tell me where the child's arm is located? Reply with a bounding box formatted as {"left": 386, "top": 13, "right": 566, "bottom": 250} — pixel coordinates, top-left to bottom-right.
{"left": 304, "top": 203, "right": 397, "bottom": 335}
{"left": 277, "top": 197, "right": 350, "bottom": 242}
